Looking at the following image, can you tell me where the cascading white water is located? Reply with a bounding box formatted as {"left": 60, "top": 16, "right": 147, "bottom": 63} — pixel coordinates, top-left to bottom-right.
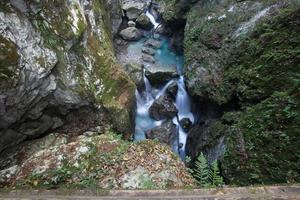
{"left": 176, "top": 76, "right": 194, "bottom": 123}
{"left": 134, "top": 9, "right": 194, "bottom": 160}
{"left": 146, "top": 10, "right": 160, "bottom": 29}
{"left": 174, "top": 76, "right": 194, "bottom": 159}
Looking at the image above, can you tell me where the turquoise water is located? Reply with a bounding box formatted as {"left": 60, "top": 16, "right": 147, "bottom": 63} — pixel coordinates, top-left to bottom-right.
{"left": 133, "top": 37, "right": 185, "bottom": 145}
{"left": 154, "top": 38, "right": 184, "bottom": 74}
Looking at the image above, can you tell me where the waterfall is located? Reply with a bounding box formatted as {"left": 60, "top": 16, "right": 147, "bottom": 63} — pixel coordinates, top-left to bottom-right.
{"left": 134, "top": 10, "right": 194, "bottom": 160}
{"left": 174, "top": 76, "right": 194, "bottom": 160}
{"left": 176, "top": 76, "right": 194, "bottom": 123}
{"left": 146, "top": 10, "right": 160, "bottom": 29}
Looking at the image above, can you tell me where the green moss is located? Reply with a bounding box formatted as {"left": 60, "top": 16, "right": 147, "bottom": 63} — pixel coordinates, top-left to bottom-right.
{"left": 0, "top": 36, "right": 19, "bottom": 87}
{"left": 16, "top": 131, "right": 130, "bottom": 190}
{"left": 216, "top": 6, "right": 300, "bottom": 185}
{"left": 0, "top": 1, "right": 13, "bottom": 13}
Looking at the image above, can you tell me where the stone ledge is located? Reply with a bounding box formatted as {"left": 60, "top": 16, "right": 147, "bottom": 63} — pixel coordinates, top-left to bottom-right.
{"left": 0, "top": 185, "right": 299, "bottom": 199}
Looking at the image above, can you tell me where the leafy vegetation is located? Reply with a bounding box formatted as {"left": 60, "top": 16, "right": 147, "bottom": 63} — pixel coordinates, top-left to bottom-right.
{"left": 188, "top": 153, "right": 224, "bottom": 187}
{"left": 217, "top": 6, "right": 300, "bottom": 185}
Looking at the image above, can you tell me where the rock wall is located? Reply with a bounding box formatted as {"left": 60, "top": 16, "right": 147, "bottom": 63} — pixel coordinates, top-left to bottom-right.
{"left": 183, "top": 0, "right": 300, "bottom": 185}
{"left": 0, "top": 0, "right": 135, "bottom": 153}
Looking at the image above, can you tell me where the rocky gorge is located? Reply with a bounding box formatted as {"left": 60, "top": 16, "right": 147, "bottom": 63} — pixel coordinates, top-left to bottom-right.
{"left": 0, "top": 0, "right": 299, "bottom": 191}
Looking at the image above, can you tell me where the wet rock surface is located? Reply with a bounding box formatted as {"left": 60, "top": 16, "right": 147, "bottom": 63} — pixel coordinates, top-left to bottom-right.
{"left": 142, "top": 53, "right": 156, "bottom": 63}
{"left": 144, "top": 38, "right": 162, "bottom": 49}
{"left": 146, "top": 120, "right": 177, "bottom": 146}
{"left": 136, "top": 14, "right": 154, "bottom": 30}
{"left": 179, "top": 118, "right": 192, "bottom": 133}
{"left": 166, "top": 82, "right": 178, "bottom": 100}
{"left": 149, "top": 95, "right": 178, "bottom": 121}
{"left": 145, "top": 64, "right": 179, "bottom": 86}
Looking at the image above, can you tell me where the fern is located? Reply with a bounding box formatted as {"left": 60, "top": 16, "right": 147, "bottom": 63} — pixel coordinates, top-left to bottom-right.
{"left": 193, "top": 153, "right": 210, "bottom": 187}
{"left": 210, "top": 161, "right": 224, "bottom": 186}
{"left": 188, "top": 153, "right": 224, "bottom": 187}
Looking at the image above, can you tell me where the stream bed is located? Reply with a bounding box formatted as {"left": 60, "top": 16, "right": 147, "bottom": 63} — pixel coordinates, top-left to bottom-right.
{"left": 119, "top": 10, "right": 195, "bottom": 160}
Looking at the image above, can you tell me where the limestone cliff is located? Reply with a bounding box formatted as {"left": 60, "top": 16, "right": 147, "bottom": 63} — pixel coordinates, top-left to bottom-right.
{"left": 0, "top": 0, "right": 135, "bottom": 153}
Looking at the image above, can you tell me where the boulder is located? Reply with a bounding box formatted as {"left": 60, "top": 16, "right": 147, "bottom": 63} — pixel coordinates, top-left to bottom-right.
{"left": 142, "top": 47, "right": 156, "bottom": 56}
{"left": 144, "top": 38, "right": 162, "bottom": 49}
{"left": 128, "top": 20, "right": 136, "bottom": 27}
{"left": 144, "top": 64, "right": 179, "bottom": 86}
{"left": 136, "top": 14, "right": 154, "bottom": 30}
{"left": 0, "top": 133, "right": 194, "bottom": 188}
{"left": 121, "top": 0, "right": 151, "bottom": 20}
{"left": 166, "top": 81, "right": 178, "bottom": 99}
{"left": 146, "top": 120, "right": 177, "bottom": 146}
{"left": 142, "top": 54, "right": 156, "bottom": 63}
{"left": 119, "top": 27, "right": 143, "bottom": 41}
{"left": 186, "top": 119, "right": 225, "bottom": 164}
{"left": 179, "top": 118, "right": 192, "bottom": 132}
{"left": 149, "top": 95, "right": 178, "bottom": 121}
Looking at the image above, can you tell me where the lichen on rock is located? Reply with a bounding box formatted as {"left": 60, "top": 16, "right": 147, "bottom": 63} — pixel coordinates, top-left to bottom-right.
{"left": 0, "top": 131, "right": 194, "bottom": 189}
{"left": 0, "top": 0, "right": 135, "bottom": 153}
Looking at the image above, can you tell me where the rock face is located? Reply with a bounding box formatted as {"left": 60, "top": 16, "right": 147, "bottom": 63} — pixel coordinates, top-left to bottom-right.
{"left": 119, "top": 27, "right": 143, "bottom": 41}
{"left": 146, "top": 120, "right": 177, "bottom": 146}
{"left": 105, "top": 0, "right": 123, "bottom": 35}
{"left": 179, "top": 118, "right": 192, "bottom": 132}
{"left": 123, "top": 63, "right": 143, "bottom": 90}
{"left": 0, "top": 132, "right": 194, "bottom": 189}
{"left": 145, "top": 64, "right": 179, "bottom": 86}
{"left": 182, "top": 0, "right": 300, "bottom": 185}
{"left": 149, "top": 95, "right": 178, "bottom": 121}
{"left": 136, "top": 14, "right": 154, "bottom": 30}
{"left": 0, "top": 1, "right": 135, "bottom": 153}
{"left": 184, "top": 0, "right": 293, "bottom": 104}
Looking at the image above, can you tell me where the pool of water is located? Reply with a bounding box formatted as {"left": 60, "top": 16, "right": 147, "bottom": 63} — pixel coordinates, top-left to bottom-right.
{"left": 155, "top": 38, "right": 184, "bottom": 74}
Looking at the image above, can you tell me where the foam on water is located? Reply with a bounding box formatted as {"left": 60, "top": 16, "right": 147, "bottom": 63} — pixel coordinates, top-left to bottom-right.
{"left": 134, "top": 10, "right": 194, "bottom": 160}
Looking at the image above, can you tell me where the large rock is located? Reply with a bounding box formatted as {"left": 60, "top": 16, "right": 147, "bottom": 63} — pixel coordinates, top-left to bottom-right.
{"left": 186, "top": 119, "right": 225, "bottom": 164}
{"left": 184, "top": 0, "right": 300, "bottom": 186}
{"left": 144, "top": 38, "right": 162, "bottom": 49}
{"left": 121, "top": 0, "right": 151, "bottom": 20}
{"left": 123, "top": 63, "right": 143, "bottom": 89}
{"left": 179, "top": 118, "right": 192, "bottom": 132}
{"left": 142, "top": 47, "right": 156, "bottom": 56}
{"left": 145, "top": 64, "right": 179, "bottom": 86}
{"left": 142, "top": 53, "right": 155, "bottom": 63}
{"left": 136, "top": 13, "right": 154, "bottom": 30}
{"left": 166, "top": 81, "right": 178, "bottom": 99}
{"left": 0, "top": 1, "right": 135, "bottom": 153}
{"left": 149, "top": 95, "right": 178, "bottom": 121}
{"left": 0, "top": 132, "right": 194, "bottom": 189}
{"left": 184, "top": 0, "right": 291, "bottom": 104}
{"left": 146, "top": 120, "right": 177, "bottom": 146}
{"left": 104, "top": 0, "right": 123, "bottom": 35}
{"left": 119, "top": 27, "right": 143, "bottom": 41}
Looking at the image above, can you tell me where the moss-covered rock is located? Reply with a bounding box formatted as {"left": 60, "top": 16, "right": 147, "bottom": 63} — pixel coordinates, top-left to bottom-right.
{"left": 0, "top": 0, "right": 135, "bottom": 153}
{"left": 0, "top": 131, "right": 194, "bottom": 189}
{"left": 0, "top": 36, "right": 19, "bottom": 89}
{"left": 184, "top": 0, "right": 289, "bottom": 104}
{"left": 220, "top": 6, "right": 300, "bottom": 185}
{"left": 186, "top": 2, "right": 300, "bottom": 185}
